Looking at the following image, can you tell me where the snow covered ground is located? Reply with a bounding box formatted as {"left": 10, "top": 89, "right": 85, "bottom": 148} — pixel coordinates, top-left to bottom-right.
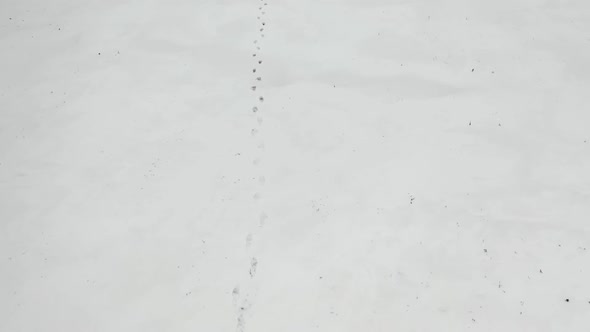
{"left": 1, "top": 0, "right": 590, "bottom": 330}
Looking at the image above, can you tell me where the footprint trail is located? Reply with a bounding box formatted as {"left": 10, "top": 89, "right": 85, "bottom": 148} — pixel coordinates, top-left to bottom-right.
{"left": 232, "top": 1, "right": 273, "bottom": 331}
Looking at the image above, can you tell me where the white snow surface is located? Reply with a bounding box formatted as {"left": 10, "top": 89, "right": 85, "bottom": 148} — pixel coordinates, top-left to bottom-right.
{"left": 1, "top": 0, "right": 590, "bottom": 331}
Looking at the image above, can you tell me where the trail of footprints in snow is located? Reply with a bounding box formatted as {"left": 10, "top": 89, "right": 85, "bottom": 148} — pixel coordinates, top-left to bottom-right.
{"left": 234, "top": 2, "right": 270, "bottom": 331}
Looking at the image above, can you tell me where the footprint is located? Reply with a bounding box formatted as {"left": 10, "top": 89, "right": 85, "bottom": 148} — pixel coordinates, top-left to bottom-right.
{"left": 253, "top": 53, "right": 257, "bottom": 57}
{"left": 251, "top": 86, "right": 257, "bottom": 91}
{"left": 249, "top": 258, "right": 258, "bottom": 277}
{"left": 258, "top": 60, "right": 262, "bottom": 64}
{"left": 253, "top": 68, "right": 257, "bottom": 73}
{"left": 259, "top": 96, "right": 264, "bottom": 102}
{"left": 232, "top": 286, "right": 240, "bottom": 306}
{"left": 237, "top": 313, "right": 246, "bottom": 332}
{"left": 252, "top": 106, "right": 258, "bottom": 113}
{"left": 251, "top": 128, "right": 259, "bottom": 136}
{"left": 259, "top": 212, "right": 268, "bottom": 226}
{"left": 246, "top": 234, "right": 253, "bottom": 246}
{"left": 262, "top": 22, "right": 266, "bottom": 26}
{"left": 261, "top": 34, "right": 265, "bottom": 38}
{"left": 239, "top": 299, "right": 252, "bottom": 312}
{"left": 260, "top": 28, "right": 264, "bottom": 32}
{"left": 253, "top": 40, "right": 258, "bottom": 44}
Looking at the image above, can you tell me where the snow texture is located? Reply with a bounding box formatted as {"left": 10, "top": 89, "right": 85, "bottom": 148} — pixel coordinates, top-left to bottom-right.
{"left": 1, "top": 0, "right": 590, "bottom": 331}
